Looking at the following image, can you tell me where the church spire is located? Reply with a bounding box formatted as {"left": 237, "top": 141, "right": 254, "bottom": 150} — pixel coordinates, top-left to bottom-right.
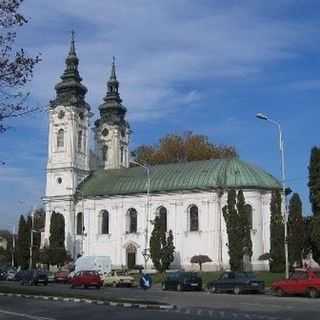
{"left": 51, "top": 31, "right": 89, "bottom": 109}
{"left": 97, "top": 57, "right": 127, "bottom": 124}
{"left": 110, "top": 56, "right": 117, "bottom": 81}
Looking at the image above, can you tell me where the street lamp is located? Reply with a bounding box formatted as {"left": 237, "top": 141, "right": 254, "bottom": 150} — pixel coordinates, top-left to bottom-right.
{"left": 256, "top": 112, "right": 289, "bottom": 279}
{"left": 130, "top": 160, "right": 151, "bottom": 270}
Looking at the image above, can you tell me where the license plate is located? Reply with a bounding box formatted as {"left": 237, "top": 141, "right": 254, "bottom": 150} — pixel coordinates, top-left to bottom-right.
{"left": 191, "top": 283, "right": 198, "bottom": 286}
{"left": 251, "top": 283, "right": 259, "bottom": 286}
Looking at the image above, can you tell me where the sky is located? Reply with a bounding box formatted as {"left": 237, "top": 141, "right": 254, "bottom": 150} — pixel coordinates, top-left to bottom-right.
{"left": 0, "top": 0, "right": 320, "bottom": 230}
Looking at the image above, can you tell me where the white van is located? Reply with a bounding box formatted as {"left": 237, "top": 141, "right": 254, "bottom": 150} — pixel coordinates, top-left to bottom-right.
{"left": 75, "top": 256, "right": 112, "bottom": 276}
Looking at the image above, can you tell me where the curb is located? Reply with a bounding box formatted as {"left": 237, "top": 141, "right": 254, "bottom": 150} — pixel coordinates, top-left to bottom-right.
{"left": 0, "top": 292, "right": 176, "bottom": 310}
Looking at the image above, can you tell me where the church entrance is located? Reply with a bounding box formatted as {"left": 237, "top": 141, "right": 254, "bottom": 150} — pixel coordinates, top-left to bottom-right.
{"left": 126, "top": 244, "right": 137, "bottom": 269}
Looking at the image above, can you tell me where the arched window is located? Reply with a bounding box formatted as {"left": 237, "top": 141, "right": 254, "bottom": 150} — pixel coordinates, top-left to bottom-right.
{"left": 76, "top": 212, "right": 83, "bottom": 235}
{"left": 102, "top": 145, "right": 108, "bottom": 162}
{"left": 189, "top": 205, "right": 199, "bottom": 231}
{"left": 158, "top": 206, "right": 167, "bottom": 232}
{"left": 78, "top": 130, "right": 82, "bottom": 151}
{"left": 100, "top": 210, "right": 109, "bottom": 234}
{"left": 245, "top": 204, "right": 253, "bottom": 229}
{"left": 120, "top": 146, "right": 124, "bottom": 164}
{"left": 128, "top": 208, "right": 137, "bottom": 233}
{"left": 57, "top": 129, "right": 64, "bottom": 148}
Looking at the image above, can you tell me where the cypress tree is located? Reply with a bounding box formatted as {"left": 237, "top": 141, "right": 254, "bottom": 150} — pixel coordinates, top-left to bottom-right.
{"left": 270, "top": 190, "right": 285, "bottom": 272}
{"left": 308, "top": 147, "right": 320, "bottom": 217}
{"left": 308, "top": 147, "right": 320, "bottom": 263}
{"left": 149, "top": 216, "right": 175, "bottom": 272}
{"left": 49, "top": 212, "right": 66, "bottom": 266}
{"left": 223, "top": 189, "right": 242, "bottom": 271}
{"left": 288, "top": 193, "right": 304, "bottom": 267}
{"left": 237, "top": 190, "right": 253, "bottom": 261}
{"left": 16, "top": 215, "right": 30, "bottom": 269}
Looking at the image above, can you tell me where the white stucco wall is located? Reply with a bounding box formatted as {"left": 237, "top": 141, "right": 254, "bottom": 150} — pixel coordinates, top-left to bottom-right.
{"left": 43, "top": 189, "right": 271, "bottom": 271}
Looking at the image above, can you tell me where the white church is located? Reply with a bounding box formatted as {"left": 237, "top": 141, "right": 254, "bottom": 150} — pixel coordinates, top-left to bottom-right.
{"left": 43, "top": 36, "right": 281, "bottom": 271}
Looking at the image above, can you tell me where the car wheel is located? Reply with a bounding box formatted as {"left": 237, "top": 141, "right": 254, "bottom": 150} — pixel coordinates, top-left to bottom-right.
{"left": 161, "top": 282, "right": 167, "bottom": 291}
{"left": 308, "top": 288, "right": 318, "bottom": 299}
{"left": 209, "top": 285, "right": 217, "bottom": 294}
{"left": 84, "top": 284, "right": 88, "bottom": 289}
{"left": 44, "top": 282, "right": 48, "bottom": 286}
{"left": 96, "top": 285, "right": 101, "bottom": 290}
{"left": 177, "top": 283, "right": 183, "bottom": 292}
{"left": 275, "top": 288, "right": 285, "bottom": 297}
{"left": 233, "top": 286, "right": 241, "bottom": 295}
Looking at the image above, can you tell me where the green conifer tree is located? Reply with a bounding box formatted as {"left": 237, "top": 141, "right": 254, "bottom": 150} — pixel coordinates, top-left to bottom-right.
{"left": 308, "top": 147, "right": 320, "bottom": 263}
{"left": 49, "top": 212, "right": 66, "bottom": 266}
{"left": 16, "top": 215, "right": 30, "bottom": 269}
{"left": 288, "top": 193, "right": 304, "bottom": 267}
{"left": 223, "top": 189, "right": 242, "bottom": 271}
{"left": 149, "top": 216, "right": 175, "bottom": 272}
{"left": 270, "top": 190, "right": 285, "bottom": 272}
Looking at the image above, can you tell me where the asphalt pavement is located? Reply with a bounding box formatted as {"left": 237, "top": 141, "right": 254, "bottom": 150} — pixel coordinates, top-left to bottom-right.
{"left": 1, "top": 281, "right": 320, "bottom": 319}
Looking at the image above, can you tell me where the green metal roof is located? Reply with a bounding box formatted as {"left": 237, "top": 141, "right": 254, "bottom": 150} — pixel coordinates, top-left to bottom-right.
{"left": 78, "top": 158, "right": 281, "bottom": 197}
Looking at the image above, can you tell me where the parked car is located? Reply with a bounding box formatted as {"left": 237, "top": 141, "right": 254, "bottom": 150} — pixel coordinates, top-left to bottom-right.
{"left": 6, "top": 269, "right": 17, "bottom": 281}
{"left": 103, "top": 270, "right": 135, "bottom": 287}
{"left": 54, "top": 270, "right": 69, "bottom": 283}
{"left": 272, "top": 269, "right": 320, "bottom": 298}
{"left": 14, "top": 270, "right": 25, "bottom": 281}
{"left": 70, "top": 270, "right": 103, "bottom": 289}
{"left": 21, "top": 270, "right": 48, "bottom": 286}
{"left": 161, "top": 271, "right": 202, "bottom": 291}
{"left": 0, "top": 269, "right": 6, "bottom": 280}
{"left": 207, "top": 272, "right": 265, "bottom": 295}
{"left": 47, "top": 271, "right": 55, "bottom": 283}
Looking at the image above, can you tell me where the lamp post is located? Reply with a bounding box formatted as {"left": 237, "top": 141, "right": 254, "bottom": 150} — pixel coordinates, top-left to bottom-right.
{"left": 29, "top": 209, "right": 35, "bottom": 270}
{"left": 256, "top": 113, "right": 289, "bottom": 279}
{"left": 130, "top": 160, "right": 150, "bottom": 270}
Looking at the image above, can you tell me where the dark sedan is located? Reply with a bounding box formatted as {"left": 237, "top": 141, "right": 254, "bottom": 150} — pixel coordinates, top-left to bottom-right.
{"left": 162, "top": 271, "right": 202, "bottom": 291}
{"left": 207, "top": 272, "right": 264, "bottom": 295}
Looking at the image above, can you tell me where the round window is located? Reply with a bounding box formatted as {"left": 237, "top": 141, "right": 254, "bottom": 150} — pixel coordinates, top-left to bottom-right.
{"left": 57, "top": 177, "right": 63, "bottom": 184}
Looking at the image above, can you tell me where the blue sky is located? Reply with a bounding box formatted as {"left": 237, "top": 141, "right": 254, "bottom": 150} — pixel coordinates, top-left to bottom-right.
{"left": 0, "top": 0, "right": 320, "bottom": 230}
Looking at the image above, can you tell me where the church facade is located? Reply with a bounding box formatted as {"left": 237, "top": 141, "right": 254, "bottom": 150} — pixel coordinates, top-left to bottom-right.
{"left": 43, "top": 37, "right": 281, "bottom": 271}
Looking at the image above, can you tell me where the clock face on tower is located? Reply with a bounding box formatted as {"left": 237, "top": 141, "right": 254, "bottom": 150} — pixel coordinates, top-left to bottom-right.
{"left": 102, "top": 128, "right": 109, "bottom": 137}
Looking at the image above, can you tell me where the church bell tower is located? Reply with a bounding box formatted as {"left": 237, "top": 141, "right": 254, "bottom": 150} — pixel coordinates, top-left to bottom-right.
{"left": 94, "top": 57, "right": 130, "bottom": 169}
{"left": 45, "top": 32, "right": 91, "bottom": 199}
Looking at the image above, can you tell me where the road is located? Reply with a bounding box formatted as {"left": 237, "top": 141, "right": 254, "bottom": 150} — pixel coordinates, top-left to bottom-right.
{"left": 1, "top": 281, "right": 320, "bottom": 319}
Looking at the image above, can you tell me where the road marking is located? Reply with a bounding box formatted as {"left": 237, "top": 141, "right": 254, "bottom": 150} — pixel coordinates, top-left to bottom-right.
{"left": 0, "top": 309, "right": 56, "bottom": 320}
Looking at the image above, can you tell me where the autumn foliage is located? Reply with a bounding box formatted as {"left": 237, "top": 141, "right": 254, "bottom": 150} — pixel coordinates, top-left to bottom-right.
{"left": 133, "top": 131, "right": 237, "bottom": 165}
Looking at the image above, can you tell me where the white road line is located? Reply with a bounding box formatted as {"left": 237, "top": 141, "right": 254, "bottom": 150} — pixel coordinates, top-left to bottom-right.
{"left": 0, "top": 309, "right": 56, "bottom": 320}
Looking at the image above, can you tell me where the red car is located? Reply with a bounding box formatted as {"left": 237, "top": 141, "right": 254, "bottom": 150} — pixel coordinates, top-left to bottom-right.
{"left": 272, "top": 269, "right": 320, "bottom": 298}
{"left": 54, "top": 271, "right": 69, "bottom": 283}
{"left": 71, "top": 270, "right": 103, "bottom": 289}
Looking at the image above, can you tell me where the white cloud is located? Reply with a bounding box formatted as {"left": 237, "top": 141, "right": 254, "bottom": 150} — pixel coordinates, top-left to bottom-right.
{"left": 17, "top": 0, "right": 316, "bottom": 123}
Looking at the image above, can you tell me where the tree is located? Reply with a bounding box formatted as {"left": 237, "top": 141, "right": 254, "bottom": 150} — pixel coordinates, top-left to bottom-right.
{"left": 288, "top": 193, "right": 304, "bottom": 267}
{"left": 16, "top": 214, "right": 30, "bottom": 269}
{"left": 0, "top": 0, "right": 41, "bottom": 133}
{"left": 133, "top": 131, "right": 237, "bottom": 165}
{"left": 190, "top": 255, "right": 212, "bottom": 271}
{"left": 223, "top": 189, "right": 253, "bottom": 271}
{"left": 270, "top": 190, "right": 285, "bottom": 272}
{"left": 49, "top": 212, "right": 66, "bottom": 266}
{"left": 308, "top": 147, "right": 320, "bottom": 217}
{"left": 149, "top": 216, "right": 175, "bottom": 272}
{"left": 308, "top": 147, "right": 320, "bottom": 264}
